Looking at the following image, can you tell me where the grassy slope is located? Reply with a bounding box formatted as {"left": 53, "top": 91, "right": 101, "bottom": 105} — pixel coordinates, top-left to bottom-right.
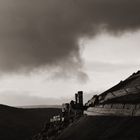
{"left": 0, "top": 104, "right": 61, "bottom": 140}
{"left": 57, "top": 116, "right": 140, "bottom": 140}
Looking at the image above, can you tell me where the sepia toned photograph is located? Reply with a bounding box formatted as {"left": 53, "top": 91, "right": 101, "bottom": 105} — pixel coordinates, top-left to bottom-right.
{"left": 0, "top": 0, "right": 140, "bottom": 140}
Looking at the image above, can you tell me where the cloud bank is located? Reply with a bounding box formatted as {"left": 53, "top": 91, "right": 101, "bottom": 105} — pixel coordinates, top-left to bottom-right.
{"left": 0, "top": 90, "right": 100, "bottom": 106}
{"left": 0, "top": 0, "right": 140, "bottom": 78}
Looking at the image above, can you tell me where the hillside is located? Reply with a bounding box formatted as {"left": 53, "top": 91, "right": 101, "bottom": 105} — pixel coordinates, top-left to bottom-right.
{"left": 56, "top": 116, "right": 140, "bottom": 140}
{"left": 32, "top": 71, "right": 140, "bottom": 140}
{"left": 0, "top": 104, "right": 61, "bottom": 140}
{"left": 56, "top": 71, "right": 140, "bottom": 140}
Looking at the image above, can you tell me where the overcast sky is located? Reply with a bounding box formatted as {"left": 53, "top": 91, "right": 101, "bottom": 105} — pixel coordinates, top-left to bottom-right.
{"left": 0, "top": 0, "right": 140, "bottom": 106}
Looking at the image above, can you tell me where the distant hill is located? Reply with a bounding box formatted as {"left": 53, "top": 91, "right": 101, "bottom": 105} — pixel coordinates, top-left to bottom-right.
{"left": 18, "top": 105, "right": 62, "bottom": 109}
{"left": 0, "top": 104, "right": 61, "bottom": 140}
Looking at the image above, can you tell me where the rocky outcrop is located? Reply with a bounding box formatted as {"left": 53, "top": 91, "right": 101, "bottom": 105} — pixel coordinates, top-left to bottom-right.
{"left": 32, "top": 115, "right": 81, "bottom": 140}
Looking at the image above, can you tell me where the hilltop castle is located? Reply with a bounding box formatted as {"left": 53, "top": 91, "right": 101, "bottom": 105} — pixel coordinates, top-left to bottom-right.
{"left": 33, "top": 70, "right": 140, "bottom": 140}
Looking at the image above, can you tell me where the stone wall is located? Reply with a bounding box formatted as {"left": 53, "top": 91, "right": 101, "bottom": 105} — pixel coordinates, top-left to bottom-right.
{"left": 84, "top": 103, "right": 140, "bottom": 116}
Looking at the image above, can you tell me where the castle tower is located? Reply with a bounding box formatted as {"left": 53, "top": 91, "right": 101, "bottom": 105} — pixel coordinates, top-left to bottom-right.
{"left": 78, "top": 91, "right": 83, "bottom": 106}
{"left": 75, "top": 93, "right": 78, "bottom": 104}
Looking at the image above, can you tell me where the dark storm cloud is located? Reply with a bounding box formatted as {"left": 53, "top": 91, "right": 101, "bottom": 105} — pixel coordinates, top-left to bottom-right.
{"left": 0, "top": 0, "right": 140, "bottom": 76}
